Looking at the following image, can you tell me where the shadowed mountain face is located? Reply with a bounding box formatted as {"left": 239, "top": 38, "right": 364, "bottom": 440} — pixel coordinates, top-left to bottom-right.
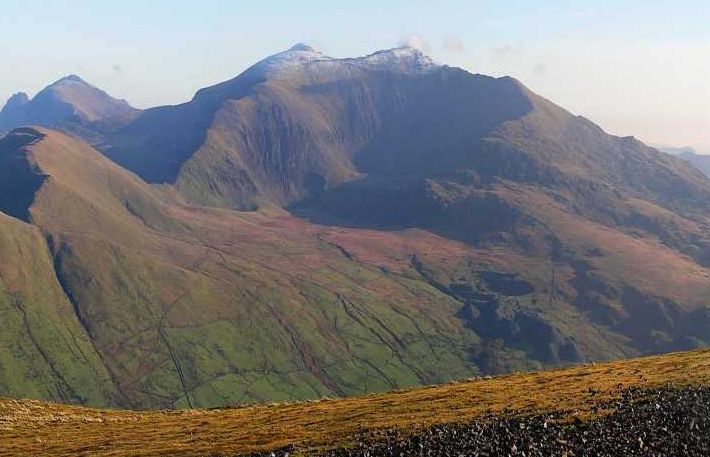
{"left": 0, "top": 128, "right": 47, "bottom": 221}
{"left": 0, "top": 76, "right": 138, "bottom": 139}
{"left": 0, "top": 45, "right": 708, "bottom": 409}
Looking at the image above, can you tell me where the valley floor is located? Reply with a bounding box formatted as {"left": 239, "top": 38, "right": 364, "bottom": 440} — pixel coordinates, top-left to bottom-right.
{"left": 1, "top": 349, "right": 708, "bottom": 456}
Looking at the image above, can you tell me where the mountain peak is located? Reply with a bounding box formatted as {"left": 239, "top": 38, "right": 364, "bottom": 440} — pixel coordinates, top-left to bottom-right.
{"left": 50, "top": 74, "right": 89, "bottom": 86}
{"left": 0, "top": 75, "right": 137, "bottom": 132}
{"left": 195, "top": 44, "right": 442, "bottom": 102}
{"left": 247, "top": 44, "right": 438, "bottom": 81}
{"left": 289, "top": 43, "right": 319, "bottom": 53}
{"left": 241, "top": 43, "right": 331, "bottom": 80}
{"left": 1, "top": 92, "right": 30, "bottom": 115}
{"left": 354, "top": 46, "right": 439, "bottom": 73}
{"left": 60, "top": 74, "right": 85, "bottom": 82}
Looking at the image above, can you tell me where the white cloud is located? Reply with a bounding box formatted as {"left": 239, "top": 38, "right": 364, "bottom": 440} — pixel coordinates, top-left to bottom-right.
{"left": 399, "top": 34, "right": 431, "bottom": 53}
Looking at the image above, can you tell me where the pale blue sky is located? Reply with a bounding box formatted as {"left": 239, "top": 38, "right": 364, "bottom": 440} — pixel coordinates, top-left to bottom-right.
{"left": 1, "top": 1, "right": 709, "bottom": 150}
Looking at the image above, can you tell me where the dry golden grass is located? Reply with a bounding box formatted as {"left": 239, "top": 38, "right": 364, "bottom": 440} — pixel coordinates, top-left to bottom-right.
{"left": 1, "top": 349, "right": 708, "bottom": 457}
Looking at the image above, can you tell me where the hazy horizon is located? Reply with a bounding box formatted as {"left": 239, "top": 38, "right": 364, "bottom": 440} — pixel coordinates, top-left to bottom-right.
{"left": 2, "top": 0, "right": 709, "bottom": 152}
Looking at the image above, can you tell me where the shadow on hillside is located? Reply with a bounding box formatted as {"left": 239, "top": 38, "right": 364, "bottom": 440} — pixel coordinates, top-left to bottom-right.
{"left": 0, "top": 128, "right": 48, "bottom": 222}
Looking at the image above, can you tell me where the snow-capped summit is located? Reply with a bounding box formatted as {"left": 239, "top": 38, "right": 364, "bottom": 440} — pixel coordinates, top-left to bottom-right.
{"left": 355, "top": 46, "right": 439, "bottom": 73}
{"left": 247, "top": 44, "right": 440, "bottom": 81}
{"left": 289, "top": 43, "right": 320, "bottom": 53}
{"left": 194, "top": 44, "right": 442, "bottom": 100}
{"left": 244, "top": 43, "right": 332, "bottom": 79}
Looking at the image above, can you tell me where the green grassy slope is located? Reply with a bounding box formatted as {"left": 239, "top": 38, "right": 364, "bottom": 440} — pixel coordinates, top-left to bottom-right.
{"left": 0, "top": 212, "right": 115, "bottom": 405}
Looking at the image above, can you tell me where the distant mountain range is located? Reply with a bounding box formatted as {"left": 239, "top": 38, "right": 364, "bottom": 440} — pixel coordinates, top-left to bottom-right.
{"left": 0, "top": 45, "right": 708, "bottom": 409}
{"left": 655, "top": 145, "right": 710, "bottom": 178}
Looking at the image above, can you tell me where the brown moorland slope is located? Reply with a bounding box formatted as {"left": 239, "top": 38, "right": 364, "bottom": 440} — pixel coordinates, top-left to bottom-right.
{"left": 1, "top": 349, "right": 708, "bottom": 457}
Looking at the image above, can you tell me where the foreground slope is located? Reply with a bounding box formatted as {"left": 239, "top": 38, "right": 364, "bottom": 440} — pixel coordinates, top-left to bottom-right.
{"left": 1, "top": 349, "right": 708, "bottom": 456}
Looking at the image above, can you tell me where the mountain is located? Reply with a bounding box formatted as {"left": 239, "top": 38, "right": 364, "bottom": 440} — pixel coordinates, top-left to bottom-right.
{"left": 103, "top": 44, "right": 710, "bottom": 268}
{"left": 0, "top": 92, "right": 30, "bottom": 114}
{"left": 680, "top": 151, "right": 710, "bottom": 178}
{"left": 0, "top": 45, "right": 708, "bottom": 409}
{"left": 0, "top": 76, "right": 138, "bottom": 139}
{"left": 102, "top": 45, "right": 710, "bottom": 216}
{"left": 654, "top": 144, "right": 696, "bottom": 155}
{"left": 655, "top": 145, "right": 710, "bottom": 179}
{"left": 3, "top": 349, "right": 709, "bottom": 456}
{"left": 103, "top": 45, "right": 530, "bottom": 208}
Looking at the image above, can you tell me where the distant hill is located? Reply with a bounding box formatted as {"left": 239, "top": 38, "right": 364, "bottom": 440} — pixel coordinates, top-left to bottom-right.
{"left": 0, "top": 76, "right": 138, "bottom": 139}
{"left": 654, "top": 145, "right": 697, "bottom": 156}
{"left": 655, "top": 144, "right": 710, "bottom": 178}
{"left": 680, "top": 151, "right": 710, "bottom": 178}
{"left": 0, "top": 45, "right": 708, "bottom": 410}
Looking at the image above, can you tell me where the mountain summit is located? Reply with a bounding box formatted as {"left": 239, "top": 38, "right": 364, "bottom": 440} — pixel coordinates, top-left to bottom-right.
{"left": 0, "top": 75, "right": 138, "bottom": 136}
{"left": 242, "top": 43, "right": 438, "bottom": 80}
{"left": 0, "top": 92, "right": 30, "bottom": 114}
{"left": 239, "top": 42, "right": 332, "bottom": 80}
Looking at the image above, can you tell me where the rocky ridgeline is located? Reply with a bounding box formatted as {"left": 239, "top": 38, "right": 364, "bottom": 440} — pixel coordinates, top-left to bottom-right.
{"left": 253, "top": 386, "right": 710, "bottom": 457}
